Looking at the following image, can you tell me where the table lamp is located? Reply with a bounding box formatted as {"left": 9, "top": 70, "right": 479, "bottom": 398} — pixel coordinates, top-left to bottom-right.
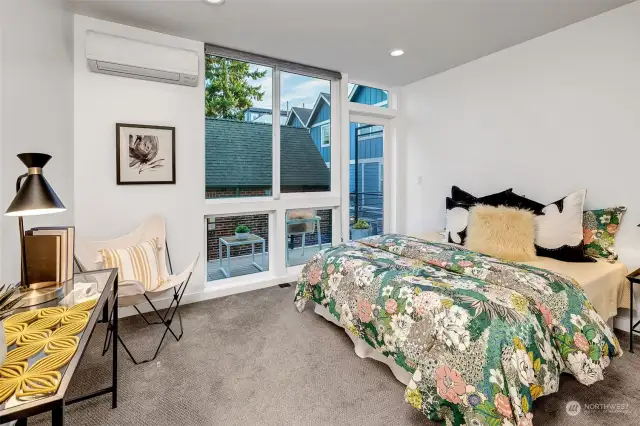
{"left": 4, "top": 153, "right": 66, "bottom": 306}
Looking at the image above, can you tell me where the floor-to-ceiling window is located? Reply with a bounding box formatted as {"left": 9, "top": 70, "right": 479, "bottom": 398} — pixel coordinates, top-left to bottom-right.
{"left": 204, "top": 45, "right": 342, "bottom": 283}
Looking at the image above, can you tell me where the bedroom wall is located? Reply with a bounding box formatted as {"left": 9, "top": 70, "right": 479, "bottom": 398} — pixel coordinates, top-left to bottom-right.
{"left": 0, "top": 0, "right": 74, "bottom": 284}
{"left": 399, "top": 1, "right": 640, "bottom": 263}
{"left": 73, "top": 15, "right": 208, "bottom": 295}
{"left": 398, "top": 1, "right": 640, "bottom": 329}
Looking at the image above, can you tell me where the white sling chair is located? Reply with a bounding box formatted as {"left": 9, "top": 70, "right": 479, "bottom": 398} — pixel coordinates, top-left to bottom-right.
{"left": 75, "top": 215, "right": 199, "bottom": 364}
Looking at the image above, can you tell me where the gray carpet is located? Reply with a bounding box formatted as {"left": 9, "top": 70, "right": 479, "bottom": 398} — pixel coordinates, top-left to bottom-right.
{"left": 27, "top": 286, "right": 640, "bottom": 425}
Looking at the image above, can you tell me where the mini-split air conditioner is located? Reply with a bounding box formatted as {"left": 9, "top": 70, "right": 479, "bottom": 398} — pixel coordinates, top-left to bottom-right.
{"left": 85, "top": 30, "right": 199, "bottom": 87}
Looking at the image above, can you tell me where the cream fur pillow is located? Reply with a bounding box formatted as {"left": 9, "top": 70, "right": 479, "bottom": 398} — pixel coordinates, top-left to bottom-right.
{"left": 465, "top": 205, "right": 536, "bottom": 261}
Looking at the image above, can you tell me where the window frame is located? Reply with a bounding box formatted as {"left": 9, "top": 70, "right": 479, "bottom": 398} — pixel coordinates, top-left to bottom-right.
{"left": 203, "top": 45, "right": 345, "bottom": 286}
{"left": 320, "top": 123, "right": 331, "bottom": 147}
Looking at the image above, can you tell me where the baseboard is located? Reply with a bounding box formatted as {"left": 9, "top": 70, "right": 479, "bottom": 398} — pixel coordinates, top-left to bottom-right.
{"left": 119, "top": 274, "right": 297, "bottom": 318}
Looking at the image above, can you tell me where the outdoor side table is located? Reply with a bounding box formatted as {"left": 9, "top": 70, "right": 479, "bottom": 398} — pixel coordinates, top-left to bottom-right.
{"left": 219, "top": 234, "right": 266, "bottom": 278}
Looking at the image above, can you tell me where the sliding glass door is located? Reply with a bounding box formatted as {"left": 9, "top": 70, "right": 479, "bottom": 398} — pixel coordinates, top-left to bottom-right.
{"left": 348, "top": 115, "right": 390, "bottom": 240}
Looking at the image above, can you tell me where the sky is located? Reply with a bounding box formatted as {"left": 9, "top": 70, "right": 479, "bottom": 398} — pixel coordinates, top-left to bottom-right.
{"left": 250, "top": 65, "right": 331, "bottom": 112}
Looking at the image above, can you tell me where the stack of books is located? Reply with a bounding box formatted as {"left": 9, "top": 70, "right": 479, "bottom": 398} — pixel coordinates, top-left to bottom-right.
{"left": 24, "top": 226, "right": 75, "bottom": 286}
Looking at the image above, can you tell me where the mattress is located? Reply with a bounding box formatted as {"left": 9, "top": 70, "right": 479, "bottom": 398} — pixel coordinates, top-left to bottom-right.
{"left": 415, "top": 232, "right": 629, "bottom": 321}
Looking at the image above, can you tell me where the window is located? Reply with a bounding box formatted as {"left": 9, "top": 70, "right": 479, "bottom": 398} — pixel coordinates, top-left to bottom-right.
{"left": 280, "top": 71, "right": 331, "bottom": 193}
{"left": 348, "top": 83, "right": 388, "bottom": 108}
{"left": 205, "top": 55, "right": 273, "bottom": 199}
{"left": 285, "top": 208, "right": 333, "bottom": 266}
{"left": 204, "top": 44, "right": 342, "bottom": 284}
{"left": 320, "top": 124, "right": 330, "bottom": 147}
{"left": 206, "top": 214, "right": 270, "bottom": 281}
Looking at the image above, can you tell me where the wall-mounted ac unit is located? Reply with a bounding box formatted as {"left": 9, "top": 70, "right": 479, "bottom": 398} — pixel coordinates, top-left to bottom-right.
{"left": 86, "top": 30, "right": 199, "bottom": 87}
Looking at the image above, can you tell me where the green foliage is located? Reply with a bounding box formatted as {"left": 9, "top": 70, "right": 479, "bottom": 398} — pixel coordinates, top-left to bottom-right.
{"left": 205, "top": 56, "right": 267, "bottom": 120}
{"left": 352, "top": 219, "right": 370, "bottom": 230}
{"left": 235, "top": 224, "right": 250, "bottom": 234}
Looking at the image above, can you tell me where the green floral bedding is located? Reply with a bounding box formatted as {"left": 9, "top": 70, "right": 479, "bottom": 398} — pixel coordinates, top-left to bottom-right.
{"left": 294, "top": 234, "right": 621, "bottom": 426}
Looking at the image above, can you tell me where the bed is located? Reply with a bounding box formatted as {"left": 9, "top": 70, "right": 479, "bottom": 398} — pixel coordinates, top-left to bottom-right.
{"left": 294, "top": 234, "right": 622, "bottom": 426}
{"left": 415, "top": 232, "right": 630, "bottom": 323}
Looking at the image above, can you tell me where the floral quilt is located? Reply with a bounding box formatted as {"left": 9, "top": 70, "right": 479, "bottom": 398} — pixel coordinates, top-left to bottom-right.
{"left": 294, "top": 234, "right": 621, "bottom": 426}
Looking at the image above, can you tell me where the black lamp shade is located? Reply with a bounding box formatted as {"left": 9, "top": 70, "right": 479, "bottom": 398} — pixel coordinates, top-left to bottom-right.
{"left": 4, "top": 153, "right": 66, "bottom": 217}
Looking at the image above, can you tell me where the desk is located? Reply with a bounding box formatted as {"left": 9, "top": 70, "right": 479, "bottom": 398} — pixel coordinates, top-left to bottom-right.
{"left": 0, "top": 269, "right": 118, "bottom": 426}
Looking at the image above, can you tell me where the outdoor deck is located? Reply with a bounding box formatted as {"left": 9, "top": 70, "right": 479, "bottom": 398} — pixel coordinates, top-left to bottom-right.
{"left": 206, "top": 245, "right": 324, "bottom": 281}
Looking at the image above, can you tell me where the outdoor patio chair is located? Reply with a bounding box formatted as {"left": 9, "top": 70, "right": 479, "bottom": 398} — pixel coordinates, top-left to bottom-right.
{"left": 75, "top": 215, "right": 199, "bottom": 364}
{"left": 286, "top": 209, "right": 322, "bottom": 264}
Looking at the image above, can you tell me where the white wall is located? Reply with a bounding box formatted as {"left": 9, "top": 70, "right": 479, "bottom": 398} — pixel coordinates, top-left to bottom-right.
{"left": 0, "top": 0, "right": 74, "bottom": 283}
{"left": 400, "top": 1, "right": 640, "bottom": 266}
{"left": 73, "top": 15, "right": 207, "bottom": 293}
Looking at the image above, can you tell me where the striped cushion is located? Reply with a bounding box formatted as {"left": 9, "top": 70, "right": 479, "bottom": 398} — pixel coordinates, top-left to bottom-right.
{"left": 99, "top": 239, "right": 163, "bottom": 291}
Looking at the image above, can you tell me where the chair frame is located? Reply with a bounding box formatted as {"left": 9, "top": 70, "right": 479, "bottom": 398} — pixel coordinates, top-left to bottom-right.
{"left": 76, "top": 241, "right": 195, "bottom": 365}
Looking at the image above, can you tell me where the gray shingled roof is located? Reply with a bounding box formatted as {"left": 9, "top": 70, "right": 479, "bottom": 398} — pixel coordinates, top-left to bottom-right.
{"left": 290, "top": 107, "right": 312, "bottom": 126}
{"left": 205, "top": 118, "right": 330, "bottom": 189}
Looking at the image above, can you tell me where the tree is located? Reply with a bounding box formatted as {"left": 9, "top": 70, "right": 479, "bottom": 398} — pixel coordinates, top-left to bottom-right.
{"left": 205, "top": 57, "right": 267, "bottom": 120}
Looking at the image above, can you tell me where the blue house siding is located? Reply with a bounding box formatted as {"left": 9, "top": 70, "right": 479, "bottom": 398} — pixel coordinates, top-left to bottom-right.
{"left": 289, "top": 115, "right": 305, "bottom": 128}
{"left": 308, "top": 101, "right": 332, "bottom": 164}
{"left": 308, "top": 101, "right": 330, "bottom": 124}
{"left": 351, "top": 86, "right": 388, "bottom": 107}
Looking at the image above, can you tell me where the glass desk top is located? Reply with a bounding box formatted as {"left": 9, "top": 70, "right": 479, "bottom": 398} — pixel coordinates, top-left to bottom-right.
{"left": 0, "top": 269, "right": 117, "bottom": 419}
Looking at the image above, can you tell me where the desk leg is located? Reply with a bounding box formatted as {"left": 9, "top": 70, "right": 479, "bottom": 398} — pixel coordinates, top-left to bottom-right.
{"left": 630, "top": 282, "right": 634, "bottom": 353}
{"left": 112, "top": 276, "right": 118, "bottom": 408}
{"left": 52, "top": 403, "right": 64, "bottom": 426}
{"left": 227, "top": 244, "right": 231, "bottom": 277}
{"left": 262, "top": 241, "right": 265, "bottom": 269}
{"left": 317, "top": 219, "right": 322, "bottom": 251}
{"left": 252, "top": 242, "right": 255, "bottom": 264}
{"left": 219, "top": 242, "right": 222, "bottom": 268}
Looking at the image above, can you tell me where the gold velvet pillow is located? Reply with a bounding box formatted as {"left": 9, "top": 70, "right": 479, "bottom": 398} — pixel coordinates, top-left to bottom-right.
{"left": 465, "top": 205, "right": 536, "bottom": 261}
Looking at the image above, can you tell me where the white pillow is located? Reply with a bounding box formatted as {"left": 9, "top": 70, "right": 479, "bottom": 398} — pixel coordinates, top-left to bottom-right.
{"left": 534, "top": 189, "right": 594, "bottom": 262}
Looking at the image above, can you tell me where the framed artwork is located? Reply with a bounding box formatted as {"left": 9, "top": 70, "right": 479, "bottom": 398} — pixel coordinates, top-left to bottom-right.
{"left": 116, "top": 123, "right": 176, "bottom": 185}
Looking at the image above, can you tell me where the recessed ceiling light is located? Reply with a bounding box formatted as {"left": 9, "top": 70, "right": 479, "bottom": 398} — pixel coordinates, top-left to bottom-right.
{"left": 204, "top": 0, "right": 226, "bottom": 4}
{"left": 390, "top": 49, "right": 404, "bottom": 57}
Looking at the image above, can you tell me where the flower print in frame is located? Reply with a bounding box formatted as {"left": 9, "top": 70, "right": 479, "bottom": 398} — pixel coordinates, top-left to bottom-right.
{"left": 116, "top": 123, "right": 176, "bottom": 184}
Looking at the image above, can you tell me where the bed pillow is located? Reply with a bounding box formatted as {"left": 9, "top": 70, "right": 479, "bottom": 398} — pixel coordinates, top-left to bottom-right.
{"left": 504, "top": 192, "right": 546, "bottom": 215}
{"left": 583, "top": 206, "right": 626, "bottom": 260}
{"left": 451, "top": 186, "right": 513, "bottom": 206}
{"left": 534, "top": 189, "right": 595, "bottom": 262}
{"left": 465, "top": 205, "right": 536, "bottom": 261}
{"left": 445, "top": 197, "right": 471, "bottom": 244}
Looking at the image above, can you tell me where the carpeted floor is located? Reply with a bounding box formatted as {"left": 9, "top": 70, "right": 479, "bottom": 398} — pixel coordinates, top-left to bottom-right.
{"left": 28, "top": 285, "right": 640, "bottom": 426}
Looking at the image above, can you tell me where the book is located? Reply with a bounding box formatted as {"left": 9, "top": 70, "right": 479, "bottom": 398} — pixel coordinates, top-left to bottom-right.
{"left": 24, "top": 234, "right": 61, "bottom": 285}
{"left": 30, "top": 226, "right": 75, "bottom": 282}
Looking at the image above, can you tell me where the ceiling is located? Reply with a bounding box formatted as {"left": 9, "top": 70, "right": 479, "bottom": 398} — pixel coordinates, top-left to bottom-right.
{"left": 65, "top": 0, "right": 633, "bottom": 87}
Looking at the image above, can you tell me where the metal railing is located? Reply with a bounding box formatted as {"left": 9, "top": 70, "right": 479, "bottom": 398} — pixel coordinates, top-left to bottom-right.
{"left": 349, "top": 191, "right": 383, "bottom": 235}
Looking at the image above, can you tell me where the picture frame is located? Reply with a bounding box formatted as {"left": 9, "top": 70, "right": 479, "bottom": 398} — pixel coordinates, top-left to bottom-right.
{"left": 116, "top": 123, "right": 176, "bottom": 185}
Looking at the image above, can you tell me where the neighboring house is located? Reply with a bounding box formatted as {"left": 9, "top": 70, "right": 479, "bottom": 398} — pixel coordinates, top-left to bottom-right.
{"left": 205, "top": 117, "right": 330, "bottom": 197}
{"left": 286, "top": 92, "right": 332, "bottom": 167}
{"left": 348, "top": 85, "right": 388, "bottom": 107}
{"left": 243, "top": 107, "right": 288, "bottom": 125}
{"left": 282, "top": 86, "right": 386, "bottom": 231}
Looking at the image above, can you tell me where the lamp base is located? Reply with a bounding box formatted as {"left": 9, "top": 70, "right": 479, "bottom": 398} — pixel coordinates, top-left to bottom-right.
{"left": 17, "top": 283, "right": 66, "bottom": 307}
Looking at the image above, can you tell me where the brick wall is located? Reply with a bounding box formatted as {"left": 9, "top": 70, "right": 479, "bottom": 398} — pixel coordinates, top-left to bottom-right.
{"left": 206, "top": 187, "right": 271, "bottom": 199}
{"left": 206, "top": 209, "right": 333, "bottom": 261}
{"left": 205, "top": 186, "right": 329, "bottom": 199}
